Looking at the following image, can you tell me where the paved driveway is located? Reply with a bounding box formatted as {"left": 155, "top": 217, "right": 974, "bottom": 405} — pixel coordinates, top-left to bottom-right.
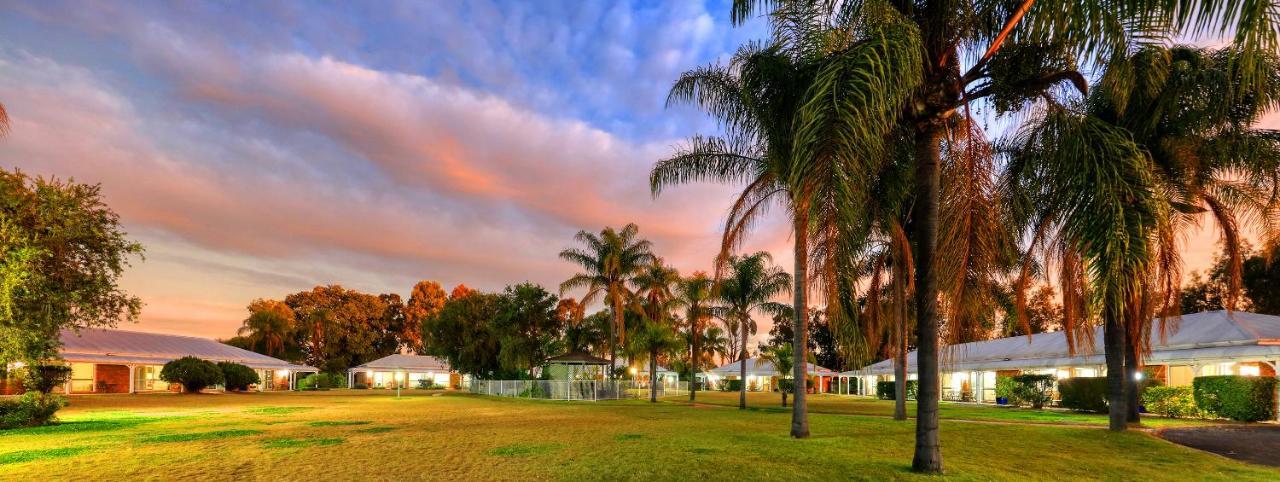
{"left": 1159, "top": 425, "right": 1280, "bottom": 467}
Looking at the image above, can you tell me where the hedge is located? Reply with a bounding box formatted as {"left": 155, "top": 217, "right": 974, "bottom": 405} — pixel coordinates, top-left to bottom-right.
{"left": 0, "top": 393, "right": 65, "bottom": 429}
{"left": 1010, "top": 374, "right": 1055, "bottom": 408}
{"left": 1058, "top": 377, "right": 1108, "bottom": 413}
{"left": 875, "top": 380, "right": 918, "bottom": 400}
{"left": 1193, "top": 375, "right": 1278, "bottom": 422}
{"left": 1142, "top": 386, "right": 1202, "bottom": 418}
{"left": 217, "top": 362, "right": 260, "bottom": 391}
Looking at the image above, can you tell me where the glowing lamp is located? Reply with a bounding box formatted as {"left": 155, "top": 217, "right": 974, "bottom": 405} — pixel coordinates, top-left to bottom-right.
{"left": 629, "top": 367, "right": 638, "bottom": 375}
{"left": 1133, "top": 372, "right": 1143, "bottom": 381}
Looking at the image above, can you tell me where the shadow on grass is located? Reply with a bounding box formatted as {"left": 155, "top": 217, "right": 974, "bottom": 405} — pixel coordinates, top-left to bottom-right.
{"left": 307, "top": 421, "right": 371, "bottom": 427}
{"left": 0, "top": 447, "right": 90, "bottom": 465}
{"left": 141, "top": 429, "right": 263, "bottom": 443}
{"left": 261, "top": 437, "right": 345, "bottom": 449}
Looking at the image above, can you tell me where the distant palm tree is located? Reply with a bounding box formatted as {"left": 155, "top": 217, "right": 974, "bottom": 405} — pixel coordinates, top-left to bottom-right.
{"left": 717, "top": 252, "right": 791, "bottom": 409}
{"left": 629, "top": 306, "right": 684, "bottom": 403}
{"left": 758, "top": 342, "right": 795, "bottom": 407}
{"left": 672, "top": 272, "right": 722, "bottom": 401}
{"left": 238, "top": 302, "right": 295, "bottom": 357}
{"left": 560, "top": 224, "right": 656, "bottom": 377}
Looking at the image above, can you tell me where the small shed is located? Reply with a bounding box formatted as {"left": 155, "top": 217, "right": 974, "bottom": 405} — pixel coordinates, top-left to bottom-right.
{"left": 545, "top": 352, "right": 611, "bottom": 380}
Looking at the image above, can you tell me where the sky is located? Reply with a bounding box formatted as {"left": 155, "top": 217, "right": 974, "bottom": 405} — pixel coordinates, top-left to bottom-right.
{"left": 0, "top": 1, "right": 1254, "bottom": 341}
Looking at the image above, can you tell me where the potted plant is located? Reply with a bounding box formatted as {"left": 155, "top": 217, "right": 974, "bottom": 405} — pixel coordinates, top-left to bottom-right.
{"left": 995, "top": 376, "right": 1015, "bottom": 405}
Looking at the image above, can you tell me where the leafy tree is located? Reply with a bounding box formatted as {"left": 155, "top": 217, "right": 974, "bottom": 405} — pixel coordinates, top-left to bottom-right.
{"left": 0, "top": 169, "right": 143, "bottom": 375}
{"left": 1002, "top": 286, "right": 1062, "bottom": 337}
{"left": 421, "top": 291, "right": 507, "bottom": 378}
{"left": 1182, "top": 244, "right": 1280, "bottom": 316}
{"left": 629, "top": 319, "right": 683, "bottom": 402}
{"left": 562, "top": 309, "right": 609, "bottom": 356}
{"left": 493, "top": 283, "right": 564, "bottom": 376}
{"left": 236, "top": 299, "right": 296, "bottom": 358}
{"left": 161, "top": 357, "right": 224, "bottom": 393}
{"left": 404, "top": 280, "right": 448, "bottom": 353}
{"left": 718, "top": 252, "right": 791, "bottom": 410}
{"left": 758, "top": 343, "right": 796, "bottom": 407}
{"left": 449, "top": 284, "right": 477, "bottom": 300}
{"left": 284, "top": 285, "right": 400, "bottom": 374}
{"left": 559, "top": 224, "right": 655, "bottom": 378}
{"left": 672, "top": 272, "right": 721, "bottom": 401}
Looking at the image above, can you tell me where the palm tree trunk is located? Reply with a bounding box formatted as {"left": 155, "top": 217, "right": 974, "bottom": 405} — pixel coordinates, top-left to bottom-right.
{"left": 690, "top": 317, "right": 700, "bottom": 401}
{"left": 1104, "top": 311, "right": 1128, "bottom": 431}
{"left": 1124, "top": 328, "right": 1141, "bottom": 424}
{"left": 911, "top": 126, "right": 943, "bottom": 474}
{"left": 739, "top": 316, "right": 747, "bottom": 409}
{"left": 610, "top": 295, "right": 621, "bottom": 381}
{"left": 791, "top": 213, "right": 811, "bottom": 439}
{"left": 894, "top": 264, "right": 908, "bottom": 421}
{"left": 650, "top": 349, "right": 658, "bottom": 403}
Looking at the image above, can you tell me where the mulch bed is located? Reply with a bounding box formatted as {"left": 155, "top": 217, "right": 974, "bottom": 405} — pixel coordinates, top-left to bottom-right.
{"left": 1158, "top": 425, "right": 1280, "bottom": 467}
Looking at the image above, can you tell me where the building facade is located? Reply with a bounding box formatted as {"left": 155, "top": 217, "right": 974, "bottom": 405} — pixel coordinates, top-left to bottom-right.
{"left": 348, "top": 354, "right": 461, "bottom": 389}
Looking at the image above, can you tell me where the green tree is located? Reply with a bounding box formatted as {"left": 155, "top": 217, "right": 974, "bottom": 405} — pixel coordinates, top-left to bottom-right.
{"left": 0, "top": 169, "right": 143, "bottom": 371}
{"left": 493, "top": 283, "right": 564, "bottom": 376}
{"left": 672, "top": 272, "right": 721, "bottom": 401}
{"left": 758, "top": 342, "right": 796, "bottom": 407}
{"left": 559, "top": 224, "right": 655, "bottom": 378}
{"left": 628, "top": 316, "right": 683, "bottom": 403}
{"left": 421, "top": 292, "right": 506, "bottom": 378}
{"left": 717, "top": 252, "right": 791, "bottom": 410}
{"left": 284, "top": 285, "right": 400, "bottom": 373}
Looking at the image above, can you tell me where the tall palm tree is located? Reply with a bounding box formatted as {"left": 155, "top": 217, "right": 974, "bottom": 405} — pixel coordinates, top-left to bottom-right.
{"left": 758, "top": 342, "right": 795, "bottom": 407}
{"left": 672, "top": 272, "right": 722, "bottom": 401}
{"left": 717, "top": 252, "right": 791, "bottom": 410}
{"left": 560, "top": 224, "right": 656, "bottom": 378}
{"left": 629, "top": 299, "right": 684, "bottom": 403}
{"left": 732, "top": 0, "right": 1275, "bottom": 471}
{"left": 1006, "top": 45, "right": 1280, "bottom": 430}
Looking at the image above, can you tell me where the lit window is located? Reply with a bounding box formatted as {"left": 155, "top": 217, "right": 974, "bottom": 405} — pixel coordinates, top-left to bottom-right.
{"left": 1239, "top": 365, "right": 1261, "bottom": 377}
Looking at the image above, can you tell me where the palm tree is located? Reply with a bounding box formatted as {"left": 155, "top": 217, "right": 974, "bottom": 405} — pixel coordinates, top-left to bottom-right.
{"left": 238, "top": 301, "right": 296, "bottom": 358}
{"left": 1006, "top": 45, "right": 1280, "bottom": 430}
{"left": 560, "top": 224, "right": 656, "bottom": 378}
{"left": 730, "top": 0, "right": 1274, "bottom": 471}
{"left": 629, "top": 308, "right": 684, "bottom": 403}
{"left": 758, "top": 342, "right": 795, "bottom": 407}
{"left": 672, "top": 272, "right": 722, "bottom": 401}
{"left": 717, "top": 252, "right": 791, "bottom": 410}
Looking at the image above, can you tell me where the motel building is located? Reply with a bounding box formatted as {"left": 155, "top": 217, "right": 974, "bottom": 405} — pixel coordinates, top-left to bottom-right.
{"left": 1, "top": 328, "right": 315, "bottom": 395}
{"left": 700, "top": 357, "right": 838, "bottom": 393}
{"left": 347, "top": 354, "right": 462, "bottom": 390}
{"left": 838, "top": 310, "right": 1280, "bottom": 413}
{"left": 616, "top": 359, "right": 680, "bottom": 388}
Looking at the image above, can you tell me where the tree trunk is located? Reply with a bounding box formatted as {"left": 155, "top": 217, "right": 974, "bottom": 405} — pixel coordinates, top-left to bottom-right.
{"left": 783, "top": 385, "right": 789, "bottom": 407}
{"left": 1104, "top": 311, "right": 1128, "bottom": 431}
{"left": 650, "top": 349, "right": 658, "bottom": 403}
{"left": 690, "top": 315, "right": 700, "bottom": 401}
{"left": 894, "top": 262, "right": 908, "bottom": 421}
{"left": 911, "top": 126, "right": 943, "bottom": 474}
{"left": 610, "top": 294, "right": 621, "bottom": 381}
{"left": 739, "top": 316, "right": 748, "bottom": 409}
{"left": 1124, "top": 329, "right": 1141, "bottom": 424}
{"left": 791, "top": 213, "right": 811, "bottom": 439}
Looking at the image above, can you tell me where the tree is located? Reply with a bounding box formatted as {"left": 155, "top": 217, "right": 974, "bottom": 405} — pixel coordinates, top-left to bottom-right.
{"left": 1002, "top": 286, "right": 1061, "bottom": 337}
{"left": 673, "top": 272, "right": 721, "bottom": 400}
{"left": 493, "top": 283, "right": 564, "bottom": 376}
{"left": 450, "top": 284, "right": 477, "bottom": 300}
{"left": 1182, "top": 244, "right": 1280, "bottom": 316}
{"left": 0, "top": 169, "right": 143, "bottom": 373}
{"left": 421, "top": 291, "right": 506, "bottom": 378}
{"left": 160, "top": 357, "right": 224, "bottom": 393}
{"left": 284, "top": 285, "right": 400, "bottom": 373}
{"left": 404, "top": 281, "right": 448, "bottom": 353}
{"left": 559, "top": 224, "right": 655, "bottom": 378}
{"left": 758, "top": 342, "right": 796, "bottom": 407}
{"left": 236, "top": 299, "right": 296, "bottom": 358}
{"left": 717, "top": 252, "right": 791, "bottom": 410}
{"left": 563, "top": 308, "right": 608, "bottom": 355}
{"left": 629, "top": 318, "right": 683, "bottom": 402}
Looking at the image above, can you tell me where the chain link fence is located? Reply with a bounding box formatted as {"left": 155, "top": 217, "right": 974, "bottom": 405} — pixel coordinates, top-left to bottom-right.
{"left": 469, "top": 379, "right": 688, "bottom": 400}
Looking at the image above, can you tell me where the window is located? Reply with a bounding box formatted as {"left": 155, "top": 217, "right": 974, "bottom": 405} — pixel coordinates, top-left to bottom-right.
{"left": 1239, "top": 364, "right": 1261, "bottom": 377}
{"left": 70, "top": 363, "right": 94, "bottom": 392}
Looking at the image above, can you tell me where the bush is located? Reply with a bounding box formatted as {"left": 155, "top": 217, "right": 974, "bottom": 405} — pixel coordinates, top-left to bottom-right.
{"left": 1009, "top": 374, "right": 1055, "bottom": 409}
{"left": 994, "top": 376, "right": 1016, "bottom": 402}
{"left": 24, "top": 365, "right": 72, "bottom": 394}
{"left": 1058, "top": 377, "right": 1109, "bottom": 413}
{"left": 0, "top": 393, "right": 66, "bottom": 429}
{"left": 875, "top": 380, "right": 918, "bottom": 400}
{"left": 217, "top": 362, "right": 260, "bottom": 391}
{"left": 1193, "top": 376, "right": 1278, "bottom": 422}
{"left": 723, "top": 379, "right": 743, "bottom": 392}
{"left": 299, "top": 373, "right": 347, "bottom": 390}
{"left": 1142, "top": 386, "right": 1203, "bottom": 418}
{"left": 353, "top": 382, "right": 368, "bottom": 390}
{"left": 160, "top": 357, "right": 224, "bottom": 393}
{"left": 416, "top": 378, "right": 437, "bottom": 390}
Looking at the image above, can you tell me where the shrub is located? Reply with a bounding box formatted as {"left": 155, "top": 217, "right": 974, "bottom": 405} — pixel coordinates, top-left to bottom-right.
{"left": 875, "top": 380, "right": 918, "bottom": 400}
{"left": 160, "top": 357, "right": 224, "bottom": 393}
{"left": 0, "top": 393, "right": 66, "bottom": 429}
{"left": 416, "top": 379, "right": 437, "bottom": 390}
{"left": 1058, "top": 377, "right": 1108, "bottom": 413}
{"left": 353, "top": 382, "right": 368, "bottom": 389}
{"left": 995, "top": 376, "right": 1016, "bottom": 401}
{"left": 723, "top": 379, "right": 743, "bottom": 392}
{"left": 1009, "top": 374, "right": 1055, "bottom": 408}
{"left": 217, "top": 362, "right": 260, "bottom": 391}
{"left": 1193, "top": 376, "right": 1278, "bottom": 422}
{"left": 1142, "top": 386, "right": 1203, "bottom": 418}
{"left": 24, "top": 365, "right": 72, "bottom": 394}
{"left": 299, "top": 373, "right": 347, "bottom": 390}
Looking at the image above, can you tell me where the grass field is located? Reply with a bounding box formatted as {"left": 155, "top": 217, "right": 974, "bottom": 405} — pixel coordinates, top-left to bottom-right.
{"left": 0, "top": 390, "right": 1273, "bottom": 481}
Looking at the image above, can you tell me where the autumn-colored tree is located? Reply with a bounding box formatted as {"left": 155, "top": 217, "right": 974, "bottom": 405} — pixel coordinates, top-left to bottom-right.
{"left": 404, "top": 280, "right": 448, "bottom": 353}
{"left": 237, "top": 299, "right": 296, "bottom": 358}
{"left": 284, "top": 285, "right": 400, "bottom": 373}
{"left": 450, "top": 284, "right": 477, "bottom": 300}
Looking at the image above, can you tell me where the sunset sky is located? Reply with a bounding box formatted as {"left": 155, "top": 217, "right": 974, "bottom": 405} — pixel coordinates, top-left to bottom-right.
{"left": 0, "top": 1, "right": 1256, "bottom": 340}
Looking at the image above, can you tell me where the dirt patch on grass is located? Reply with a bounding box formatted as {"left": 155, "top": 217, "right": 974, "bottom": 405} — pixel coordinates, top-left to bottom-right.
{"left": 1159, "top": 425, "right": 1280, "bottom": 467}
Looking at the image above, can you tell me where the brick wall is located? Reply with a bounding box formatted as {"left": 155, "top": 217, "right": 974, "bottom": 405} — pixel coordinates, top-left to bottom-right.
{"left": 94, "top": 364, "right": 130, "bottom": 393}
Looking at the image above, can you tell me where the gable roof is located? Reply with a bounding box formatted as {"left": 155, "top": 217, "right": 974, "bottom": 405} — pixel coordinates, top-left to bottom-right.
{"left": 707, "top": 357, "right": 836, "bottom": 377}
{"left": 853, "top": 310, "right": 1280, "bottom": 376}
{"left": 352, "top": 354, "right": 451, "bottom": 371}
{"left": 59, "top": 328, "right": 313, "bottom": 371}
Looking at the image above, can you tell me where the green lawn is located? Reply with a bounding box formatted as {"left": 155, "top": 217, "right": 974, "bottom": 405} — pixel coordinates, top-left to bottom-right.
{"left": 0, "top": 390, "right": 1272, "bottom": 481}
{"left": 683, "top": 391, "right": 1223, "bottom": 428}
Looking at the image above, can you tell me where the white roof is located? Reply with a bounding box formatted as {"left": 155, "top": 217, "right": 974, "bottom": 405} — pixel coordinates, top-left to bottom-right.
{"left": 59, "top": 328, "right": 314, "bottom": 371}
{"left": 351, "top": 354, "right": 451, "bottom": 372}
{"left": 854, "top": 310, "right": 1280, "bottom": 376}
{"left": 615, "top": 358, "right": 675, "bottom": 374}
{"left": 707, "top": 356, "right": 836, "bottom": 377}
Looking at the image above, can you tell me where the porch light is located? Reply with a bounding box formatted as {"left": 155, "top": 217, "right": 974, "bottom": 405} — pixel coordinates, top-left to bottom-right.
{"left": 1133, "top": 372, "right": 1143, "bottom": 381}
{"left": 278, "top": 369, "right": 290, "bottom": 377}
{"left": 629, "top": 367, "right": 638, "bottom": 375}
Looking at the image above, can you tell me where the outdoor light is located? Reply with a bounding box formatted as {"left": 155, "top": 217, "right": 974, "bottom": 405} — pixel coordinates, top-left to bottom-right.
{"left": 629, "top": 367, "right": 638, "bottom": 375}
{"left": 1133, "top": 372, "right": 1143, "bottom": 381}
{"left": 366, "top": 370, "right": 374, "bottom": 377}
